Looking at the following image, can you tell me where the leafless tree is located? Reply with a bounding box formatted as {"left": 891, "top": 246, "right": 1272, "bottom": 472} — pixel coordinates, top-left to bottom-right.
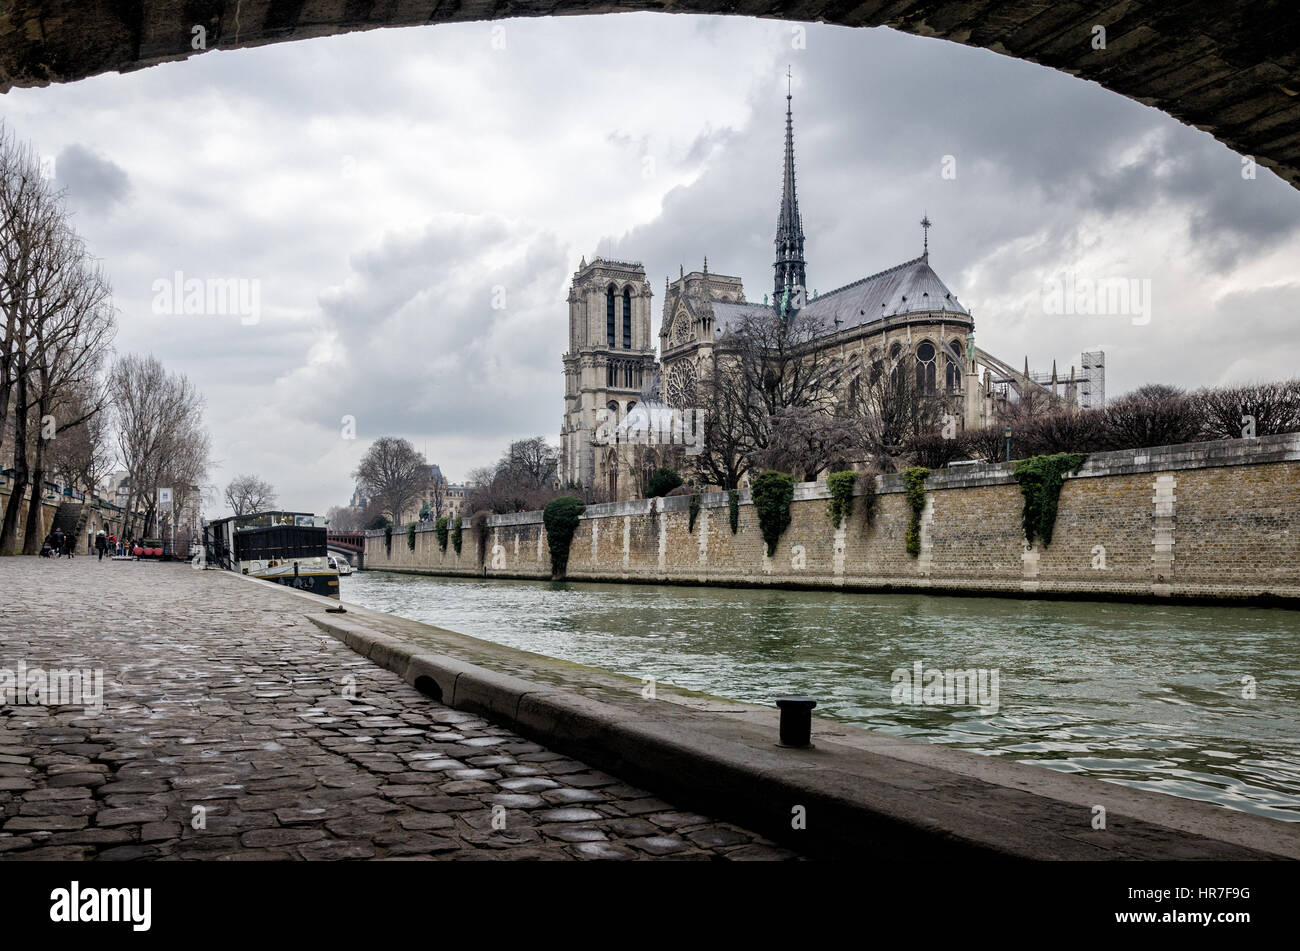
{"left": 47, "top": 383, "right": 113, "bottom": 495}
{"left": 1103, "top": 384, "right": 1205, "bottom": 450}
{"left": 109, "top": 354, "right": 209, "bottom": 539}
{"left": 753, "top": 406, "right": 865, "bottom": 482}
{"left": 844, "top": 351, "right": 949, "bottom": 471}
{"left": 224, "top": 474, "right": 278, "bottom": 516}
{"left": 352, "top": 436, "right": 428, "bottom": 527}
{"left": 1198, "top": 379, "right": 1300, "bottom": 439}
{"left": 0, "top": 125, "right": 117, "bottom": 553}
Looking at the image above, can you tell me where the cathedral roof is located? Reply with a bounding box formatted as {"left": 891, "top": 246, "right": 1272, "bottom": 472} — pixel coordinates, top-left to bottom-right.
{"left": 708, "top": 255, "right": 969, "bottom": 338}
{"left": 799, "top": 254, "right": 970, "bottom": 329}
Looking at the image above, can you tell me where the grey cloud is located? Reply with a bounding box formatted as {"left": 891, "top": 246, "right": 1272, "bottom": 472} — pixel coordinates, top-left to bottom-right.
{"left": 56, "top": 143, "right": 130, "bottom": 213}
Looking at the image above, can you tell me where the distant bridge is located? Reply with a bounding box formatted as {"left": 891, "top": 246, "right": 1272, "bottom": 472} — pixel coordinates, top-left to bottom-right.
{"left": 327, "top": 531, "right": 365, "bottom": 569}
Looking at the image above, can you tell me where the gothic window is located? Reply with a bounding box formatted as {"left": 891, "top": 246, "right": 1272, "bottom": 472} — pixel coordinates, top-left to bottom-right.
{"left": 916, "top": 341, "right": 937, "bottom": 394}
{"left": 606, "top": 286, "right": 616, "bottom": 347}
{"left": 606, "top": 362, "right": 614, "bottom": 387}
{"left": 946, "top": 340, "right": 964, "bottom": 392}
{"left": 623, "top": 287, "right": 633, "bottom": 349}
{"left": 869, "top": 349, "right": 884, "bottom": 386}
{"left": 626, "top": 401, "right": 636, "bottom": 415}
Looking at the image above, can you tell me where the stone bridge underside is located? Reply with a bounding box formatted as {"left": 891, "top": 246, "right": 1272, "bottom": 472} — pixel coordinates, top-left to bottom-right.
{"left": 2, "top": 1, "right": 1298, "bottom": 188}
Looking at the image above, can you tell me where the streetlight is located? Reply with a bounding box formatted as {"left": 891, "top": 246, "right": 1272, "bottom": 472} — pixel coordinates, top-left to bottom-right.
{"left": 1004, "top": 425, "right": 1012, "bottom": 463}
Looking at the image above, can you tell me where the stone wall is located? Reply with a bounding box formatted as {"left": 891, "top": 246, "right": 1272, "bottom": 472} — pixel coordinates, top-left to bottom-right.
{"left": 364, "top": 434, "right": 1300, "bottom": 603}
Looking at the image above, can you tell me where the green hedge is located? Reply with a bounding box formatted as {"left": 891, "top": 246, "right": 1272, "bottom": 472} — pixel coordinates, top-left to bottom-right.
{"left": 647, "top": 468, "right": 683, "bottom": 498}
{"left": 435, "top": 516, "right": 449, "bottom": 552}
{"left": 728, "top": 490, "right": 739, "bottom": 534}
{"left": 407, "top": 523, "right": 416, "bottom": 551}
{"left": 688, "top": 493, "right": 701, "bottom": 533}
{"left": 543, "top": 496, "right": 585, "bottom": 577}
{"left": 903, "top": 467, "right": 929, "bottom": 557}
{"left": 451, "top": 518, "right": 463, "bottom": 555}
{"left": 827, "top": 470, "right": 856, "bottom": 529}
{"left": 384, "top": 525, "right": 392, "bottom": 556}
{"left": 1013, "top": 453, "right": 1087, "bottom": 547}
{"left": 751, "top": 471, "right": 795, "bottom": 557}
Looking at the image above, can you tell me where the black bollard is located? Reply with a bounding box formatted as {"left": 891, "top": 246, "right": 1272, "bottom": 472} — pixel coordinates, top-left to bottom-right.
{"left": 775, "top": 696, "right": 817, "bottom": 748}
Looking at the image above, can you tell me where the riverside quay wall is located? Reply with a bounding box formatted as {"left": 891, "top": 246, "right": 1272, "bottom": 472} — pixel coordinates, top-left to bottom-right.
{"left": 363, "top": 434, "right": 1300, "bottom": 603}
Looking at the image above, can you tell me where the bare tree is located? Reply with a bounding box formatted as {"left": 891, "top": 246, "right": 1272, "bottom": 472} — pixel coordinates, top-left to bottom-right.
{"left": 47, "top": 383, "right": 113, "bottom": 494}
{"left": 224, "top": 474, "right": 277, "bottom": 516}
{"left": 352, "top": 436, "right": 427, "bottom": 527}
{"left": 753, "top": 406, "right": 865, "bottom": 482}
{"left": 1198, "top": 379, "right": 1300, "bottom": 439}
{"left": 109, "top": 354, "right": 209, "bottom": 539}
{"left": 0, "top": 126, "right": 117, "bottom": 553}
{"left": 1103, "top": 384, "right": 1205, "bottom": 450}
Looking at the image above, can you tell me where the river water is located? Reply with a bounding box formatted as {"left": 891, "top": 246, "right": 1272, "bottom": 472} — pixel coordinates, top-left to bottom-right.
{"left": 342, "top": 570, "right": 1300, "bottom": 821}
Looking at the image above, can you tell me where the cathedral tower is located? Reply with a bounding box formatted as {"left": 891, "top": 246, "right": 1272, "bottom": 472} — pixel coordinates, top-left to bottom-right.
{"left": 560, "top": 258, "right": 657, "bottom": 495}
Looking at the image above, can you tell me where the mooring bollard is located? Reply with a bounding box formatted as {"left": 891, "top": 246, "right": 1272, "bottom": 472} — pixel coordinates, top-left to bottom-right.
{"left": 775, "top": 696, "right": 817, "bottom": 748}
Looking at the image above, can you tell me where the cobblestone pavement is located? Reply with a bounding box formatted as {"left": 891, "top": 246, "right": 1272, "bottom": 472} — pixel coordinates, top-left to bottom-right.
{"left": 0, "top": 557, "right": 798, "bottom": 860}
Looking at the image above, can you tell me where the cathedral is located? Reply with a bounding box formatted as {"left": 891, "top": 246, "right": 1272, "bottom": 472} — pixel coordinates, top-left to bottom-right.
{"left": 561, "top": 82, "right": 1088, "bottom": 501}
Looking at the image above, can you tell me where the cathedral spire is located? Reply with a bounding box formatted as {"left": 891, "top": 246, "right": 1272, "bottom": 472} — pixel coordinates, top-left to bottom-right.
{"left": 773, "top": 66, "right": 807, "bottom": 306}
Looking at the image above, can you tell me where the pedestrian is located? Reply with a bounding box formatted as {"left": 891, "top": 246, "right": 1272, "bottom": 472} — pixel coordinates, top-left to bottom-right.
{"left": 63, "top": 532, "right": 74, "bottom": 558}
{"left": 95, "top": 532, "right": 107, "bottom": 561}
{"left": 52, "top": 529, "right": 64, "bottom": 557}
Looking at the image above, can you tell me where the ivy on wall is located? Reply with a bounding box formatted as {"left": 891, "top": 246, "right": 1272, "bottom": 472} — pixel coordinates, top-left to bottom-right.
{"left": 1013, "top": 453, "right": 1087, "bottom": 547}
{"left": 826, "top": 471, "right": 856, "bottom": 529}
{"left": 451, "top": 518, "right": 463, "bottom": 555}
{"left": 903, "top": 466, "right": 930, "bottom": 557}
{"left": 470, "top": 511, "right": 490, "bottom": 566}
{"left": 728, "top": 490, "right": 740, "bottom": 534}
{"left": 407, "top": 523, "right": 416, "bottom": 551}
{"left": 384, "top": 525, "right": 392, "bottom": 556}
{"left": 752, "top": 471, "right": 795, "bottom": 557}
{"left": 435, "top": 517, "right": 449, "bottom": 552}
{"left": 543, "top": 496, "right": 585, "bottom": 577}
{"left": 688, "top": 493, "right": 701, "bottom": 533}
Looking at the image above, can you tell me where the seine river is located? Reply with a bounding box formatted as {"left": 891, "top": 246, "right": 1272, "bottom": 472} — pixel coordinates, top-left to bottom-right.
{"left": 342, "top": 571, "right": 1300, "bottom": 822}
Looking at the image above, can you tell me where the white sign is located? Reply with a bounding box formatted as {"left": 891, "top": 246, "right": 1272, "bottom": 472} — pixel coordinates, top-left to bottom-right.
{"left": 159, "top": 487, "right": 173, "bottom": 507}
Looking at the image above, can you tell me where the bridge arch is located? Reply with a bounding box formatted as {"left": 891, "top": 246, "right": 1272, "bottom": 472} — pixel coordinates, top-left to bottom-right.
{"left": 1, "top": 3, "right": 1297, "bottom": 190}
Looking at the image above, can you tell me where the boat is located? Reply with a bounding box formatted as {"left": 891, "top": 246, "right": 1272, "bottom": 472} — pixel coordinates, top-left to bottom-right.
{"left": 202, "top": 510, "right": 340, "bottom": 599}
{"left": 328, "top": 553, "right": 354, "bottom": 576}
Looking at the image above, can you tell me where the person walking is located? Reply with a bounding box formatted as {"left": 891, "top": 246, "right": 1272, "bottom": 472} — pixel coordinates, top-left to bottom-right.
{"left": 63, "top": 532, "right": 74, "bottom": 558}
{"left": 95, "top": 531, "right": 107, "bottom": 561}
{"left": 52, "top": 529, "right": 64, "bottom": 557}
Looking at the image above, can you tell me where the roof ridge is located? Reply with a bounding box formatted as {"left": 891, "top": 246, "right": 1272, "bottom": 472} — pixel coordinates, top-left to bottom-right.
{"left": 816, "top": 254, "right": 928, "bottom": 301}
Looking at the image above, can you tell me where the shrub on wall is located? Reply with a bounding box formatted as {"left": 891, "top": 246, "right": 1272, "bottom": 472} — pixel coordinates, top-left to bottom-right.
{"left": 751, "top": 471, "right": 795, "bottom": 557}
{"left": 435, "top": 516, "right": 449, "bottom": 552}
{"left": 384, "top": 525, "right": 392, "bottom": 556}
{"left": 543, "top": 496, "right": 585, "bottom": 577}
{"left": 688, "top": 493, "right": 701, "bottom": 533}
{"left": 903, "top": 466, "right": 929, "bottom": 557}
{"left": 826, "top": 471, "right": 856, "bottom": 529}
{"left": 1013, "top": 453, "right": 1087, "bottom": 547}
{"left": 407, "top": 523, "right": 416, "bottom": 551}
{"left": 451, "top": 518, "right": 463, "bottom": 555}
{"left": 728, "top": 490, "right": 739, "bottom": 534}
{"left": 647, "top": 468, "right": 684, "bottom": 497}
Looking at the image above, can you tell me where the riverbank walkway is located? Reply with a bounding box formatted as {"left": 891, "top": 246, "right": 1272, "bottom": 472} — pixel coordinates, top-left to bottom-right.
{"left": 0, "top": 556, "right": 795, "bottom": 860}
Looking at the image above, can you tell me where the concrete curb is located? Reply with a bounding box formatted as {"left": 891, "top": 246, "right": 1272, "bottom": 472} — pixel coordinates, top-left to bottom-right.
{"left": 303, "top": 610, "right": 1300, "bottom": 862}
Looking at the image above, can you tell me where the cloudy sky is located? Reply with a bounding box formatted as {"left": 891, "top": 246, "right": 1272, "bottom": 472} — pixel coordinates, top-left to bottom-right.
{"left": 3, "top": 14, "right": 1298, "bottom": 515}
